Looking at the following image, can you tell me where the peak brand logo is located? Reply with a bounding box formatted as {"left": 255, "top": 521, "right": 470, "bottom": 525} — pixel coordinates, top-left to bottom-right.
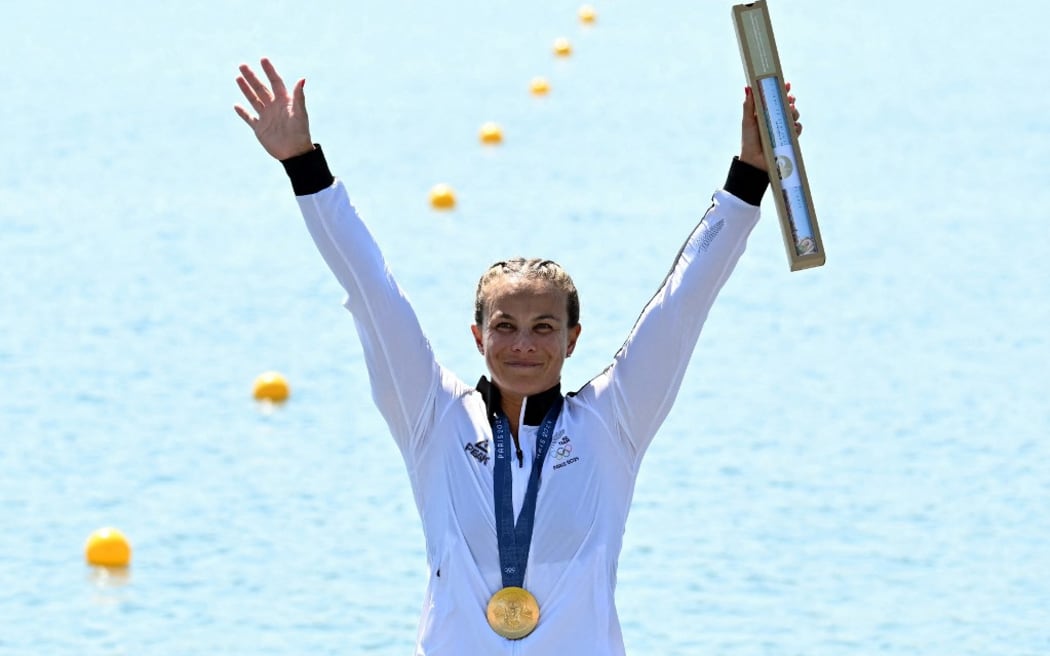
{"left": 465, "top": 439, "right": 490, "bottom": 465}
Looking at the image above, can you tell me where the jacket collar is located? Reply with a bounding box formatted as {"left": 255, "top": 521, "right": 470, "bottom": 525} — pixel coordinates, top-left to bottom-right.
{"left": 475, "top": 376, "right": 562, "bottom": 426}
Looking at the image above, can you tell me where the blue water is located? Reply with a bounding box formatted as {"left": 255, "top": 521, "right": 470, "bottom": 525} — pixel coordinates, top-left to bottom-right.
{"left": 2, "top": 1, "right": 1048, "bottom": 654}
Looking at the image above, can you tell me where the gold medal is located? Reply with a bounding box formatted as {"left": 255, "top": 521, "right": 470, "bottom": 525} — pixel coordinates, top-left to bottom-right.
{"left": 486, "top": 586, "right": 540, "bottom": 639}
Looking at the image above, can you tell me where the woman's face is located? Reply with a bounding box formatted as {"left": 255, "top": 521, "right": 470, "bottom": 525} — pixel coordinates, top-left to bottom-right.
{"left": 471, "top": 277, "right": 581, "bottom": 403}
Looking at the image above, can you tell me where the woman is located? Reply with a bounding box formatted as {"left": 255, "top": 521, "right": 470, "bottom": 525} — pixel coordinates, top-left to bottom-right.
{"left": 235, "top": 58, "right": 799, "bottom": 655}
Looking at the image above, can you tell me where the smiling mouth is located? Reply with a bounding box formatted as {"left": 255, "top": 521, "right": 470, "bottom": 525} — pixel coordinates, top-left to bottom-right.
{"left": 506, "top": 361, "right": 543, "bottom": 368}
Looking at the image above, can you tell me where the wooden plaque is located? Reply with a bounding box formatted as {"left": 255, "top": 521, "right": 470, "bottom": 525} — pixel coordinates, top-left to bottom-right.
{"left": 733, "top": 1, "right": 825, "bottom": 271}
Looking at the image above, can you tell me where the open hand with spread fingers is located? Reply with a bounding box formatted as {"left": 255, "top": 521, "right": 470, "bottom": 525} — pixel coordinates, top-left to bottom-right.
{"left": 234, "top": 58, "right": 314, "bottom": 161}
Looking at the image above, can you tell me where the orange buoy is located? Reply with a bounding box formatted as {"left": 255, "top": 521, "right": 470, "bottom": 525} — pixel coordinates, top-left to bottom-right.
{"left": 85, "top": 527, "right": 132, "bottom": 567}
{"left": 253, "top": 371, "right": 290, "bottom": 402}
{"left": 479, "top": 122, "right": 504, "bottom": 145}
{"left": 529, "top": 77, "right": 550, "bottom": 96}
{"left": 429, "top": 183, "right": 457, "bottom": 210}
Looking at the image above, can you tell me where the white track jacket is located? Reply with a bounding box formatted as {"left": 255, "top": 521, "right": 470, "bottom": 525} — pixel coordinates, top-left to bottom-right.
{"left": 289, "top": 148, "right": 767, "bottom": 655}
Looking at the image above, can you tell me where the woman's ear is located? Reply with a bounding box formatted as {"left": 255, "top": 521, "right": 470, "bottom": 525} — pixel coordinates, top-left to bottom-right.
{"left": 566, "top": 324, "right": 582, "bottom": 356}
{"left": 471, "top": 324, "right": 484, "bottom": 354}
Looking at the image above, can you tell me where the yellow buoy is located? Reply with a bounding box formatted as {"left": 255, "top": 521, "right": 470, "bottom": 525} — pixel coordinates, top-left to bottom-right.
{"left": 253, "top": 371, "right": 290, "bottom": 402}
{"left": 479, "top": 121, "right": 503, "bottom": 145}
{"left": 553, "top": 37, "right": 572, "bottom": 57}
{"left": 578, "top": 5, "right": 597, "bottom": 24}
{"left": 529, "top": 77, "right": 550, "bottom": 96}
{"left": 429, "top": 183, "right": 457, "bottom": 210}
{"left": 85, "top": 527, "right": 132, "bottom": 567}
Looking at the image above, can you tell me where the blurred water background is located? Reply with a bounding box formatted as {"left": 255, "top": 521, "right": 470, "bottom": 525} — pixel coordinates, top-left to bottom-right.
{"left": 1, "top": 1, "right": 1047, "bottom": 654}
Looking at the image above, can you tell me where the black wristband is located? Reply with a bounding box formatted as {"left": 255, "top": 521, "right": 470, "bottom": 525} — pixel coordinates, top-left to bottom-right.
{"left": 280, "top": 144, "right": 335, "bottom": 196}
{"left": 724, "top": 157, "right": 769, "bottom": 207}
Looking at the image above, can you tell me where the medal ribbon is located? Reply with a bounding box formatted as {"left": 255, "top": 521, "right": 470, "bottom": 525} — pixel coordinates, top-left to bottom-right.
{"left": 492, "top": 396, "right": 564, "bottom": 589}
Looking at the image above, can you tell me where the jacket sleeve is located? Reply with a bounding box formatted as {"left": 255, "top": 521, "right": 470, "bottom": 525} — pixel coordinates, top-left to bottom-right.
{"left": 284, "top": 146, "right": 439, "bottom": 452}
{"left": 594, "top": 158, "right": 769, "bottom": 464}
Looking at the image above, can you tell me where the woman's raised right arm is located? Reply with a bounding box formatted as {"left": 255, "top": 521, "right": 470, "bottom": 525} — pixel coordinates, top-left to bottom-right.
{"left": 235, "top": 58, "right": 439, "bottom": 449}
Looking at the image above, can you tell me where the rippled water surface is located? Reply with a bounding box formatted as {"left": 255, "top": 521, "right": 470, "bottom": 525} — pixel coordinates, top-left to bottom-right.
{"left": 2, "top": 1, "right": 1048, "bottom": 654}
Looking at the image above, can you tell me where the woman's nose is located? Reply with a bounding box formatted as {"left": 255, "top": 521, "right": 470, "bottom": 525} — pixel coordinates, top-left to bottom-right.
{"left": 512, "top": 332, "right": 536, "bottom": 351}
